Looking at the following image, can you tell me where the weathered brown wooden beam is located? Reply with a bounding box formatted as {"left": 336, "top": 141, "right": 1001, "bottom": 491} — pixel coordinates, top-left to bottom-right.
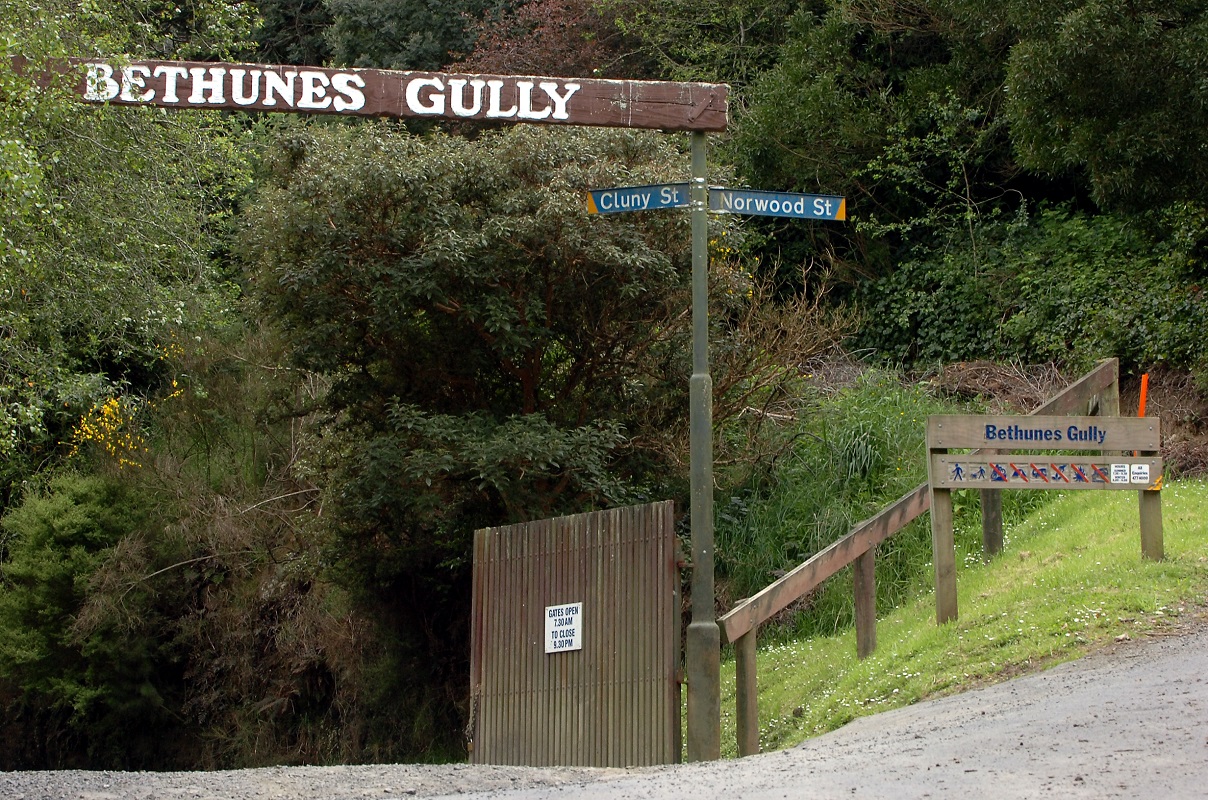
{"left": 26, "top": 56, "right": 729, "bottom": 132}
{"left": 1030, "top": 359, "right": 1118, "bottom": 416}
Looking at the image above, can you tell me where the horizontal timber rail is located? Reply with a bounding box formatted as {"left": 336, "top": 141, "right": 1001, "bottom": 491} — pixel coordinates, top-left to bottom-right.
{"left": 719, "top": 358, "right": 1120, "bottom": 757}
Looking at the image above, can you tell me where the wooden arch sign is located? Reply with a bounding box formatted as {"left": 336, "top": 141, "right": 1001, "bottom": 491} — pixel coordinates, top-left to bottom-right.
{"left": 52, "top": 57, "right": 728, "bottom": 132}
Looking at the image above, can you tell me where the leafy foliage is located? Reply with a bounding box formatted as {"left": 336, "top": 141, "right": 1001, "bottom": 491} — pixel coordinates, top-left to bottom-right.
{"left": 855, "top": 205, "right": 1208, "bottom": 373}
{"left": 733, "top": 0, "right": 1018, "bottom": 274}
{"left": 1004, "top": 0, "right": 1208, "bottom": 208}
{"left": 324, "top": 0, "right": 496, "bottom": 70}
{"left": 0, "top": 1, "right": 253, "bottom": 514}
{"left": 0, "top": 474, "right": 186, "bottom": 768}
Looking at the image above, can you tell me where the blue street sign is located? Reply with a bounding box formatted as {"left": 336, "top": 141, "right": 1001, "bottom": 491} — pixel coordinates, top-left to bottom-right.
{"left": 587, "top": 183, "right": 691, "bottom": 214}
{"left": 709, "top": 188, "right": 846, "bottom": 221}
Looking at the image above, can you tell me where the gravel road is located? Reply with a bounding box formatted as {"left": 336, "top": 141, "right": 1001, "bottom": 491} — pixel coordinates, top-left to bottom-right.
{"left": 5, "top": 620, "right": 1208, "bottom": 799}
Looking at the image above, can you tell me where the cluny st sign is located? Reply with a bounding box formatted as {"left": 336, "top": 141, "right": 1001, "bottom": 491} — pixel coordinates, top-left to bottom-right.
{"left": 60, "top": 58, "right": 728, "bottom": 132}
{"left": 587, "top": 183, "right": 691, "bottom": 214}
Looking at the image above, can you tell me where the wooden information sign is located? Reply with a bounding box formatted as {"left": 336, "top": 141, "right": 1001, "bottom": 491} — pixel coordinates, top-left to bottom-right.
{"left": 57, "top": 58, "right": 728, "bottom": 132}
{"left": 926, "top": 414, "right": 1163, "bottom": 625}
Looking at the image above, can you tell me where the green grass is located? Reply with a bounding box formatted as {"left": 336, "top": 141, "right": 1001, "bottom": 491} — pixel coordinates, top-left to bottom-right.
{"left": 720, "top": 479, "right": 1208, "bottom": 756}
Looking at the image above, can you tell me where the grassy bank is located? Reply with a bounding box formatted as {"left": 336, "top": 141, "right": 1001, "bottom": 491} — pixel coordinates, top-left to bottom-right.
{"left": 720, "top": 480, "right": 1208, "bottom": 756}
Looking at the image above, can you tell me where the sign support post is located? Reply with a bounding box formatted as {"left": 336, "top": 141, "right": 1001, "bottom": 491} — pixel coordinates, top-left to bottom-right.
{"left": 685, "top": 131, "right": 720, "bottom": 761}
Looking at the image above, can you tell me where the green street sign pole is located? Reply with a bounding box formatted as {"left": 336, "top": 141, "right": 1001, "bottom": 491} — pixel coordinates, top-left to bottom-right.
{"left": 685, "top": 130, "right": 721, "bottom": 761}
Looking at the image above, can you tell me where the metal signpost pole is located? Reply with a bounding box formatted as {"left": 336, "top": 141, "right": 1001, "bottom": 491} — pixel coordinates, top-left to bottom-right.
{"left": 685, "top": 130, "right": 721, "bottom": 761}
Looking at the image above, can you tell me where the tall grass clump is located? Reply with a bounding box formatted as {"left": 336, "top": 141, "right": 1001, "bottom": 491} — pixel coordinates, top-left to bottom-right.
{"left": 716, "top": 368, "right": 1050, "bottom": 641}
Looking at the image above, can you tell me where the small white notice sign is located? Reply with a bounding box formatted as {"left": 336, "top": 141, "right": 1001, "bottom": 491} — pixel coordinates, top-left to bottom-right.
{"left": 1111, "top": 464, "right": 1130, "bottom": 484}
{"left": 545, "top": 602, "right": 583, "bottom": 654}
{"left": 1131, "top": 463, "right": 1151, "bottom": 484}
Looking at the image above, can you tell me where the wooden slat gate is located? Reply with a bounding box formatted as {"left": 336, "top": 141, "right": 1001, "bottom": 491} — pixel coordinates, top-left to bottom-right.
{"left": 469, "top": 501, "right": 681, "bottom": 767}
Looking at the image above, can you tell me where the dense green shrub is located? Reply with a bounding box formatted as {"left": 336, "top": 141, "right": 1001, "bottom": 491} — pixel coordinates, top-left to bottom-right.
{"left": 0, "top": 474, "right": 188, "bottom": 768}
{"left": 855, "top": 206, "right": 1208, "bottom": 374}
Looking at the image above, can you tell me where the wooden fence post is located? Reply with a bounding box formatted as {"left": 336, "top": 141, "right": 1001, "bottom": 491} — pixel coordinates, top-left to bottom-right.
{"left": 929, "top": 484, "right": 958, "bottom": 625}
{"left": 980, "top": 482, "right": 1003, "bottom": 559}
{"left": 1139, "top": 489, "right": 1164, "bottom": 560}
{"left": 854, "top": 548, "right": 877, "bottom": 659}
{"left": 735, "top": 627, "right": 759, "bottom": 756}
{"left": 926, "top": 438, "right": 958, "bottom": 625}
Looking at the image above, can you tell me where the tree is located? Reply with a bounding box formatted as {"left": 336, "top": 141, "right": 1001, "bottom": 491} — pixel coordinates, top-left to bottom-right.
{"left": 602, "top": 0, "right": 802, "bottom": 87}
{"left": 252, "top": 0, "right": 333, "bottom": 65}
{"left": 732, "top": 1, "right": 1022, "bottom": 284}
{"left": 0, "top": 0, "right": 252, "bottom": 513}
{"left": 324, "top": 0, "right": 497, "bottom": 70}
{"left": 0, "top": 474, "right": 190, "bottom": 768}
{"left": 454, "top": 0, "right": 642, "bottom": 78}
{"left": 240, "top": 122, "right": 707, "bottom": 514}
{"left": 1004, "top": 0, "right": 1208, "bottom": 208}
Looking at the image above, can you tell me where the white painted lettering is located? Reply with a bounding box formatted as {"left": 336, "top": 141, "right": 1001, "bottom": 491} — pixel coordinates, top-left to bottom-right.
{"left": 406, "top": 77, "right": 446, "bottom": 115}
{"left": 331, "top": 73, "right": 366, "bottom": 111}
{"left": 188, "top": 67, "right": 226, "bottom": 104}
{"left": 486, "top": 80, "right": 517, "bottom": 118}
{"left": 263, "top": 70, "right": 298, "bottom": 107}
{"left": 449, "top": 78, "right": 486, "bottom": 117}
{"left": 298, "top": 71, "right": 331, "bottom": 109}
{"left": 230, "top": 69, "right": 262, "bottom": 105}
{"left": 153, "top": 65, "right": 189, "bottom": 102}
{"left": 119, "top": 65, "right": 153, "bottom": 102}
{"left": 540, "top": 81, "right": 580, "bottom": 120}
{"left": 516, "top": 81, "right": 551, "bottom": 120}
{"left": 84, "top": 63, "right": 120, "bottom": 101}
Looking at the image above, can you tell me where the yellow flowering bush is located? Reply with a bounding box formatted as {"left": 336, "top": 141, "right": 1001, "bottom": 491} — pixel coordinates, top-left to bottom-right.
{"left": 69, "top": 396, "right": 147, "bottom": 470}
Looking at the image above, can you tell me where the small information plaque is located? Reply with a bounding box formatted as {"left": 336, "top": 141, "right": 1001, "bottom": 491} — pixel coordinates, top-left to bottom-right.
{"left": 544, "top": 602, "right": 583, "bottom": 654}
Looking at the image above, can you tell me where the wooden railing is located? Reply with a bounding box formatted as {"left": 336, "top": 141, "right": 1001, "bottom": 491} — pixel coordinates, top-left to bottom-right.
{"left": 717, "top": 359, "right": 1122, "bottom": 756}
